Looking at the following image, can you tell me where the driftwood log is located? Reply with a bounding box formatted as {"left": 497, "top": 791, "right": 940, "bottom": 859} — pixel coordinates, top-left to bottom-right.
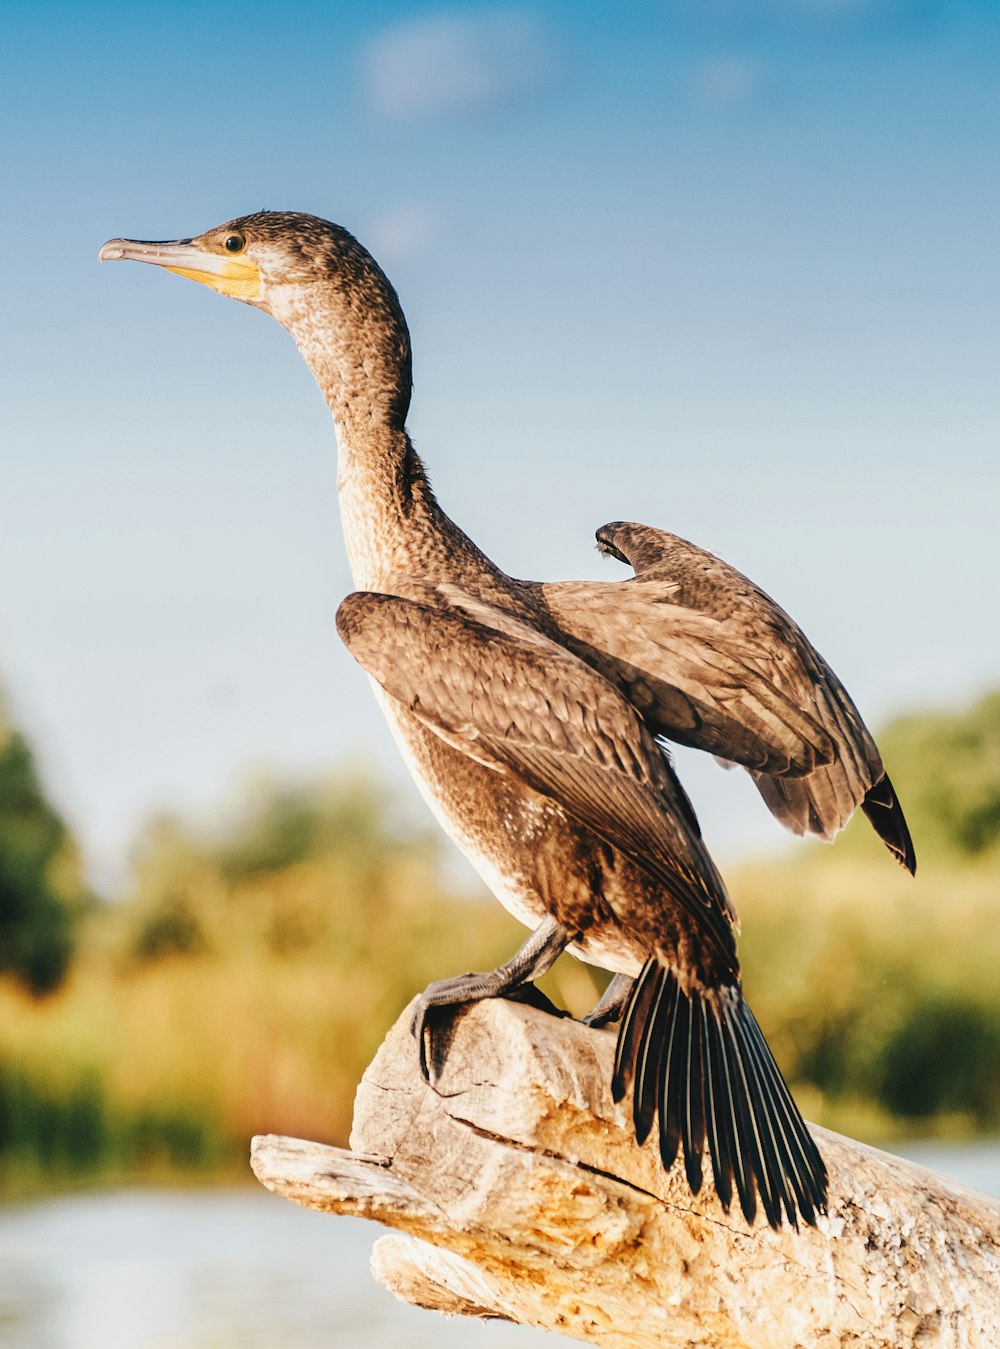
{"left": 251, "top": 998, "right": 1000, "bottom": 1347}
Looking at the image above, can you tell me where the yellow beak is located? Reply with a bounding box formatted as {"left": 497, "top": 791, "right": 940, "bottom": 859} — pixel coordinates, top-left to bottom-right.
{"left": 98, "top": 236, "right": 261, "bottom": 302}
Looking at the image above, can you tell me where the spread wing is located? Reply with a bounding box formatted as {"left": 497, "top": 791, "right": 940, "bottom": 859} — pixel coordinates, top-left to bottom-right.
{"left": 335, "top": 586, "right": 739, "bottom": 968}
{"left": 540, "top": 521, "right": 915, "bottom": 873}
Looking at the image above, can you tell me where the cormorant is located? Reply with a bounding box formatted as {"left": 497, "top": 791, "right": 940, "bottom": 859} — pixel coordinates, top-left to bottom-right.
{"left": 100, "top": 212, "right": 915, "bottom": 1229}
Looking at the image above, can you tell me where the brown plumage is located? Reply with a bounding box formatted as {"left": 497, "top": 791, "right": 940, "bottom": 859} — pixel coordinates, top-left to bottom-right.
{"left": 99, "top": 209, "right": 911, "bottom": 1228}
{"left": 545, "top": 521, "right": 916, "bottom": 873}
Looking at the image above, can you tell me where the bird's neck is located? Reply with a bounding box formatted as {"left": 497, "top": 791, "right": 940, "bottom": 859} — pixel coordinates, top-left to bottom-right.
{"left": 335, "top": 419, "right": 442, "bottom": 590}
{"left": 279, "top": 282, "right": 503, "bottom": 591}
{"left": 285, "top": 311, "right": 489, "bottom": 591}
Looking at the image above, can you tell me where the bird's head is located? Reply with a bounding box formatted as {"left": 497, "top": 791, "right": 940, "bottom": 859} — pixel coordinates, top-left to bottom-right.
{"left": 100, "top": 210, "right": 412, "bottom": 425}
{"left": 99, "top": 210, "right": 403, "bottom": 324}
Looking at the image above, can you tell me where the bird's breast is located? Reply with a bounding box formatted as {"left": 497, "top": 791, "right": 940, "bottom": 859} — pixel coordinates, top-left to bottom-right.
{"left": 370, "top": 681, "right": 553, "bottom": 930}
{"left": 368, "top": 683, "right": 653, "bottom": 978}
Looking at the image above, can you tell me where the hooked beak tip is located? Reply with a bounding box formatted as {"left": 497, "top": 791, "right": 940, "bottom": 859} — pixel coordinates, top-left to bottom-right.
{"left": 98, "top": 239, "right": 127, "bottom": 264}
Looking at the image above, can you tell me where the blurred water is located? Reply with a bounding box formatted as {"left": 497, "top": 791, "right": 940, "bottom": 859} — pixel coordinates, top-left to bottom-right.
{"left": 893, "top": 1139, "right": 1000, "bottom": 1200}
{"left": 0, "top": 1143, "right": 996, "bottom": 1349}
{"left": 0, "top": 1188, "right": 553, "bottom": 1349}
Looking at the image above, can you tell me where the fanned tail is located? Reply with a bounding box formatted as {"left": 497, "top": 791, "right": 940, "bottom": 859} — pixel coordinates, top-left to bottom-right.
{"left": 862, "top": 772, "right": 916, "bottom": 875}
{"left": 612, "top": 960, "right": 828, "bottom": 1230}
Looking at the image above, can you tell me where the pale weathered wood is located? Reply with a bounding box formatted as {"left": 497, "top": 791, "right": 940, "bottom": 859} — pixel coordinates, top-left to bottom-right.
{"left": 251, "top": 998, "right": 1000, "bottom": 1348}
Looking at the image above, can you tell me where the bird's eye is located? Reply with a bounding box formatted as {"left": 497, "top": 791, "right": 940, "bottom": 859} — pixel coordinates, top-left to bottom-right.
{"left": 224, "top": 234, "right": 245, "bottom": 253}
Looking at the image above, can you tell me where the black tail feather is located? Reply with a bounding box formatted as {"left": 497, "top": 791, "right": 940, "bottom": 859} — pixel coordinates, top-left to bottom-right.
{"left": 658, "top": 985, "right": 685, "bottom": 1173}
{"left": 742, "top": 1005, "right": 827, "bottom": 1221}
{"left": 633, "top": 969, "right": 676, "bottom": 1145}
{"left": 682, "top": 1002, "right": 707, "bottom": 1194}
{"left": 702, "top": 998, "right": 734, "bottom": 1213}
{"left": 612, "top": 960, "right": 828, "bottom": 1230}
{"left": 738, "top": 1010, "right": 803, "bottom": 1228}
{"left": 612, "top": 959, "right": 658, "bottom": 1103}
{"left": 720, "top": 1016, "right": 759, "bottom": 1224}
{"left": 701, "top": 998, "right": 734, "bottom": 1219}
{"left": 862, "top": 772, "right": 916, "bottom": 875}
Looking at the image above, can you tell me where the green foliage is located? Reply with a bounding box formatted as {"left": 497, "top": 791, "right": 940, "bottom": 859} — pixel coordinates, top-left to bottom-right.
{"left": 0, "top": 1057, "right": 230, "bottom": 1192}
{"left": 210, "top": 774, "right": 400, "bottom": 881}
{"left": 859, "top": 690, "right": 1000, "bottom": 863}
{"left": 119, "top": 770, "right": 453, "bottom": 970}
{"left": 0, "top": 704, "right": 86, "bottom": 994}
{"left": 735, "top": 853, "right": 1000, "bottom": 1136}
{"left": 879, "top": 998, "right": 1000, "bottom": 1121}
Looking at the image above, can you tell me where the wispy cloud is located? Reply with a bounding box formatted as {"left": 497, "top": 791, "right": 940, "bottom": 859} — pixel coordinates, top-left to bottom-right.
{"left": 365, "top": 204, "right": 441, "bottom": 266}
{"left": 362, "top": 8, "right": 559, "bottom": 122}
{"left": 689, "top": 55, "right": 768, "bottom": 109}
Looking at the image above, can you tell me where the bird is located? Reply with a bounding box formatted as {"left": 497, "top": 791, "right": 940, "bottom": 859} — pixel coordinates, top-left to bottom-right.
{"left": 100, "top": 210, "right": 914, "bottom": 1229}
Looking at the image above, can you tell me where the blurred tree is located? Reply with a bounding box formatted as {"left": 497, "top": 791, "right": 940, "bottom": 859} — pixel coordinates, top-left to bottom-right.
{"left": 878, "top": 997, "right": 1000, "bottom": 1123}
{"left": 120, "top": 770, "right": 444, "bottom": 966}
{"left": 0, "top": 699, "right": 86, "bottom": 993}
{"left": 876, "top": 690, "right": 1000, "bottom": 861}
{"left": 125, "top": 814, "right": 209, "bottom": 962}
{"left": 210, "top": 771, "right": 409, "bottom": 882}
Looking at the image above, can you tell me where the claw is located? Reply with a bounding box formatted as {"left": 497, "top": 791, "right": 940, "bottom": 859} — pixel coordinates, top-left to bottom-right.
{"left": 419, "top": 1020, "right": 433, "bottom": 1084}
{"left": 410, "top": 978, "right": 564, "bottom": 1084}
{"left": 408, "top": 918, "right": 572, "bottom": 1083}
{"left": 411, "top": 978, "right": 478, "bottom": 1084}
{"left": 410, "top": 994, "right": 445, "bottom": 1084}
{"left": 582, "top": 972, "right": 635, "bottom": 1029}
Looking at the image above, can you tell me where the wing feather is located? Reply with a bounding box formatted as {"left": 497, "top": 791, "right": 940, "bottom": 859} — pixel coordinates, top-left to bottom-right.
{"left": 336, "top": 588, "right": 739, "bottom": 960}
{"left": 541, "top": 520, "right": 914, "bottom": 869}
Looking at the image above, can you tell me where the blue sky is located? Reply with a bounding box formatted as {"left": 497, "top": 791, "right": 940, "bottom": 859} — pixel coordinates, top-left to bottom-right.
{"left": 2, "top": 0, "right": 998, "bottom": 888}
